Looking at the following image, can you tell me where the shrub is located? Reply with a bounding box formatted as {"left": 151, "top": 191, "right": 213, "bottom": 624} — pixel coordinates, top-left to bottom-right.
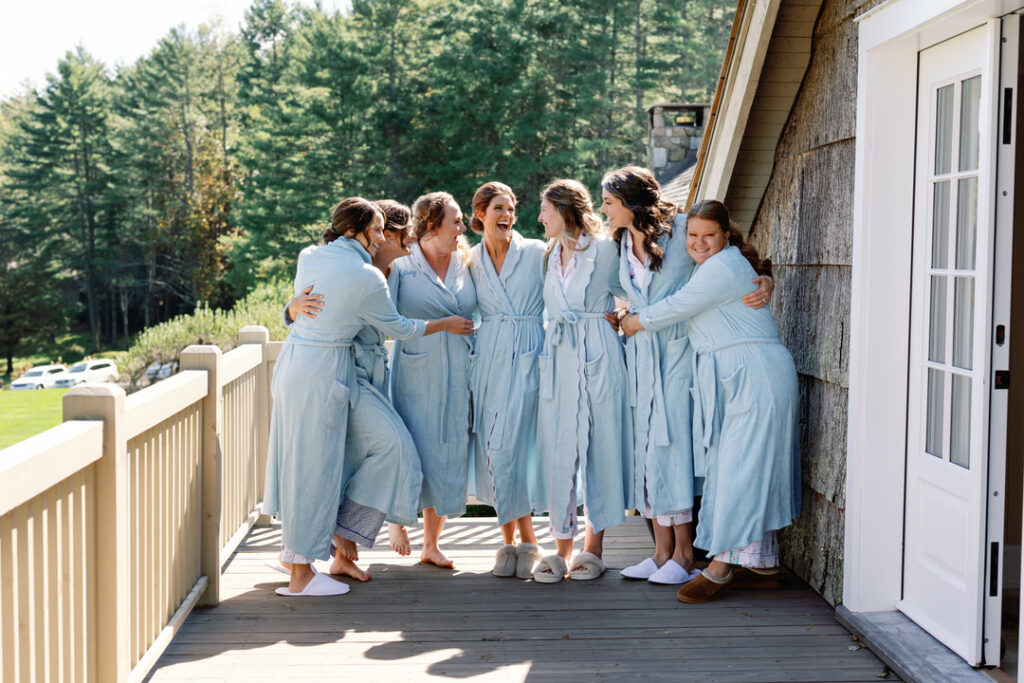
{"left": 123, "top": 279, "right": 292, "bottom": 392}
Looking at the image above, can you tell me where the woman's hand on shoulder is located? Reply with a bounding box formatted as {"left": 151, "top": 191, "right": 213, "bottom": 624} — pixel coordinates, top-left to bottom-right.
{"left": 287, "top": 286, "right": 324, "bottom": 322}
{"left": 742, "top": 275, "right": 774, "bottom": 309}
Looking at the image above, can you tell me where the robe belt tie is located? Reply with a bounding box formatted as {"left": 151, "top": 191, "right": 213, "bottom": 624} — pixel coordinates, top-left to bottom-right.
{"left": 285, "top": 337, "right": 360, "bottom": 406}
{"left": 547, "top": 310, "right": 607, "bottom": 348}
{"left": 475, "top": 313, "right": 542, "bottom": 449}
{"left": 691, "top": 337, "right": 778, "bottom": 476}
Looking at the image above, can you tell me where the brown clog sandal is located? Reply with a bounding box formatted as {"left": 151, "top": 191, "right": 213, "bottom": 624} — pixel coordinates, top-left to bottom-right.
{"left": 677, "top": 568, "right": 734, "bottom": 603}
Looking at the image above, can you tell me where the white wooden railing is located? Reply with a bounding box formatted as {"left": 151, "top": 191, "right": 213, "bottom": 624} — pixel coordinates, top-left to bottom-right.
{"left": 0, "top": 326, "right": 283, "bottom": 683}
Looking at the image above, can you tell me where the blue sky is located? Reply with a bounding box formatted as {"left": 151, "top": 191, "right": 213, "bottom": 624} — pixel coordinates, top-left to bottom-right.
{"left": 0, "top": 0, "right": 348, "bottom": 99}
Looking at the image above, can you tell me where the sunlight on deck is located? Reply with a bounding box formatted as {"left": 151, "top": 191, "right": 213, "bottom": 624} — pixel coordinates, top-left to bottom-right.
{"left": 145, "top": 517, "right": 892, "bottom": 682}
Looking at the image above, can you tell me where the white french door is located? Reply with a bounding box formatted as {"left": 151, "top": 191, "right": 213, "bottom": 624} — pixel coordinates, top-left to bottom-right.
{"left": 901, "top": 22, "right": 1001, "bottom": 666}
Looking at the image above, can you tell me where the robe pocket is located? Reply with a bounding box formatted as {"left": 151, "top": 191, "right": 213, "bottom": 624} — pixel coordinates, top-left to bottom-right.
{"left": 321, "top": 379, "right": 351, "bottom": 432}
{"left": 663, "top": 335, "right": 691, "bottom": 366}
{"left": 516, "top": 349, "right": 540, "bottom": 393}
{"left": 719, "top": 366, "right": 754, "bottom": 417}
{"left": 397, "top": 350, "right": 430, "bottom": 392}
{"left": 584, "top": 350, "right": 608, "bottom": 396}
{"left": 537, "top": 353, "right": 554, "bottom": 400}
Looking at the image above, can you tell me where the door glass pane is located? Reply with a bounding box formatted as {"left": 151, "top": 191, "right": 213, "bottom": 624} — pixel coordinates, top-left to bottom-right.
{"left": 959, "top": 75, "right": 982, "bottom": 172}
{"left": 926, "top": 367, "right": 945, "bottom": 458}
{"left": 950, "top": 374, "right": 972, "bottom": 468}
{"left": 929, "top": 276, "right": 947, "bottom": 363}
{"left": 953, "top": 276, "right": 974, "bottom": 369}
{"left": 956, "top": 177, "right": 978, "bottom": 269}
{"left": 931, "top": 181, "right": 950, "bottom": 268}
{"left": 935, "top": 84, "right": 954, "bottom": 174}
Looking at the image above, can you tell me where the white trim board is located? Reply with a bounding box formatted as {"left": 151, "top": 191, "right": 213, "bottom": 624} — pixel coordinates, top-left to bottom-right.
{"left": 846, "top": 0, "right": 1023, "bottom": 615}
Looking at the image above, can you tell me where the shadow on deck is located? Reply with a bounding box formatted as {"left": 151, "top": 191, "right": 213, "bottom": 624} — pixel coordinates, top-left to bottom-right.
{"left": 146, "top": 517, "right": 894, "bottom": 682}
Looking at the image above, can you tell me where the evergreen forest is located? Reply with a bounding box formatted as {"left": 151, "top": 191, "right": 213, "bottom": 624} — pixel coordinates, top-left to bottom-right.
{"left": 0, "top": 0, "right": 736, "bottom": 368}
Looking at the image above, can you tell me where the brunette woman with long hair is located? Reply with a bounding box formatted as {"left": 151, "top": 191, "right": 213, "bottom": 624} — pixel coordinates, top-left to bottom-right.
{"left": 601, "top": 167, "right": 774, "bottom": 587}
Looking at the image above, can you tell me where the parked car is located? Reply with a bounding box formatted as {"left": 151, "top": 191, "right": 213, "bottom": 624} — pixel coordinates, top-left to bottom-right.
{"left": 10, "top": 364, "right": 69, "bottom": 390}
{"left": 53, "top": 359, "right": 120, "bottom": 388}
{"left": 143, "top": 360, "right": 178, "bottom": 383}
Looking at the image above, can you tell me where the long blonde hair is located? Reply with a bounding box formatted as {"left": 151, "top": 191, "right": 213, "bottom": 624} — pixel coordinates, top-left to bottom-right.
{"left": 540, "top": 179, "right": 602, "bottom": 272}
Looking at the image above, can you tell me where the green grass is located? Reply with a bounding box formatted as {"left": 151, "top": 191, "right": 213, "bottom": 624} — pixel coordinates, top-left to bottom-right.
{"left": 0, "top": 389, "right": 69, "bottom": 450}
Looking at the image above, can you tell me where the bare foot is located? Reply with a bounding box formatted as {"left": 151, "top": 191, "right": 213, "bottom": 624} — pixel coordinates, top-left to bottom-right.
{"left": 334, "top": 535, "right": 359, "bottom": 561}
{"left": 329, "top": 554, "right": 371, "bottom": 582}
{"left": 388, "top": 524, "right": 411, "bottom": 557}
{"left": 420, "top": 546, "right": 454, "bottom": 569}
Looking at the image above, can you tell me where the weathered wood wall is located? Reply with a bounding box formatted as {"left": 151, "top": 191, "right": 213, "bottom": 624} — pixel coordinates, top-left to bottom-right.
{"left": 746, "top": 0, "right": 884, "bottom": 605}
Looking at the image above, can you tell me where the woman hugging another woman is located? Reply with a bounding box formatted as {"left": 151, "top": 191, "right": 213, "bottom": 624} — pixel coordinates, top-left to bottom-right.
{"left": 601, "top": 166, "right": 775, "bottom": 588}
{"left": 621, "top": 199, "right": 800, "bottom": 603}
{"left": 265, "top": 197, "right": 472, "bottom": 597}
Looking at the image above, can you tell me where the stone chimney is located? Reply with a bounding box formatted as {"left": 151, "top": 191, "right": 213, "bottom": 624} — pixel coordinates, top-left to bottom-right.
{"left": 647, "top": 103, "right": 710, "bottom": 183}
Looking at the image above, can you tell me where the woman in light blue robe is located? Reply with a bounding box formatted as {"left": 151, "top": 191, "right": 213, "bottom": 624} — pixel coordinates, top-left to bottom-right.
{"left": 387, "top": 191, "right": 477, "bottom": 569}
{"left": 532, "top": 179, "right": 632, "bottom": 583}
{"left": 622, "top": 199, "right": 799, "bottom": 603}
{"left": 601, "top": 166, "right": 774, "bottom": 586}
{"left": 265, "top": 197, "right": 472, "bottom": 596}
{"left": 467, "top": 181, "right": 546, "bottom": 578}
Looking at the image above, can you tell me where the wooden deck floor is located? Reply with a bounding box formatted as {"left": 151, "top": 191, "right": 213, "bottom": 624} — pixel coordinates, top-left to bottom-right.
{"left": 146, "top": 517, "right": 895, "bottom": 682}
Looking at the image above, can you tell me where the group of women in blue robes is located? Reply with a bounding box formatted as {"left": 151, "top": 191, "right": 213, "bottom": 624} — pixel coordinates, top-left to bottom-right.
{"left": 264, "top": 168, "right": 802, "bottom": 603}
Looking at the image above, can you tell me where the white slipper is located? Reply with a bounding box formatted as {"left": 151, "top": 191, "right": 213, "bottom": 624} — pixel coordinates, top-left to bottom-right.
{"left": 620, "top": 557, "right": 660, "bottom": 580}
{"left": 274, "top": 572, "right": 349, "bottom": 597}
{"left": 568, "top": 552, "right": 607, "bottom": 580}
{"left": 647, "top": 559, "right": 701, "bottom": 585}
{"left": 533, "top": 554, "right": 568, "bottom": 584}
{"left": 515, "top": 543, "right": 541, "bottom": 579}
{"left": 265, "top": 561, "right": 318, "bottom": 576}
{"left": 492, "top": 544, "right": 518, "bottom": 577}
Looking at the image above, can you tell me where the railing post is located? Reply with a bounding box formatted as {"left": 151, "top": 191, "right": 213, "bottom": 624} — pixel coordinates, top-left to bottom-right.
{"left": 63, "top": 384, "right": 129, "bottom": 682}
{"left": 237, "top": 325, "right": 272, "bottom": 527}
{"left": 179, "top": 345, "right": 223, "bottom": 607}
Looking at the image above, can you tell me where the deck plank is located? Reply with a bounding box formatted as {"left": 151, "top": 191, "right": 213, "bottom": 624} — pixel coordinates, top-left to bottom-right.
{"left": 145, "top": 517, "right": 896, "bottom": 681}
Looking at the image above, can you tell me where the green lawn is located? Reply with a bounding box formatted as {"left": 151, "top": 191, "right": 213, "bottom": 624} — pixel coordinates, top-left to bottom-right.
{"left": 0, "top": 389, "right": 69, "bottom": 450}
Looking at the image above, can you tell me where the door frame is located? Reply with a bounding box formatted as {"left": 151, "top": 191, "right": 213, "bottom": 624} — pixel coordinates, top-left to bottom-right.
{"left": 848, "top": 0, "right": 1013, "bottom": 630}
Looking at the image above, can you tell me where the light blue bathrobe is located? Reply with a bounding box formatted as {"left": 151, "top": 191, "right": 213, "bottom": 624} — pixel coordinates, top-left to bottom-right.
{"left": 469, "top": 230, "right": 546, "bottom": 524}
{"left": 618, "top": 214, "right": 700, "bottom": 517}
{"left": 637, "top": 245, "right": 800, "bottom": 555}
{"left": 388, "top": 244, "right": 477, "bottom": 518}
{"left": 536, "top": 234, "right": 632, "bottom": 534}
{"left": 264, "top": 237, "right": 426, "bottom": 560}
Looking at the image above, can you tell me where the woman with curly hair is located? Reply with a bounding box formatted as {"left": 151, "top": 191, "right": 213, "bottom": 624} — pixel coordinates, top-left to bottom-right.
{"left": 601, "top": 167, "right": 774, "bottom": 587}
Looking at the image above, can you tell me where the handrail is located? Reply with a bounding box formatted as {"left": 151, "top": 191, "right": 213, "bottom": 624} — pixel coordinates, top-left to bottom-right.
{"left": 221, "top": 343, "right": 262, "bottom": 385}
{"left": 0, "top": 420, "right": 103, "bottom": 515}
{"left": 0, "top": 324, "right": 277, "bottom": 683}
{"left": 123, "top": 370, "right": 208, "bottom": 439}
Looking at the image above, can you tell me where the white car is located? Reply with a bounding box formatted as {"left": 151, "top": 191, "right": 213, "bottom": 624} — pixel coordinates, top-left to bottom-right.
{"left": 53, "top": 360, "right": 120, "bottom": 388}
{"left": 10, "top": 364, "right": 70, "bottom": 390}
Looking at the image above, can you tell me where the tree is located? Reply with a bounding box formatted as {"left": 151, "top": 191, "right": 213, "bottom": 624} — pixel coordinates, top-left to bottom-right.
{"left": 6, "top": 48, "right": 115, "bottom": 352}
